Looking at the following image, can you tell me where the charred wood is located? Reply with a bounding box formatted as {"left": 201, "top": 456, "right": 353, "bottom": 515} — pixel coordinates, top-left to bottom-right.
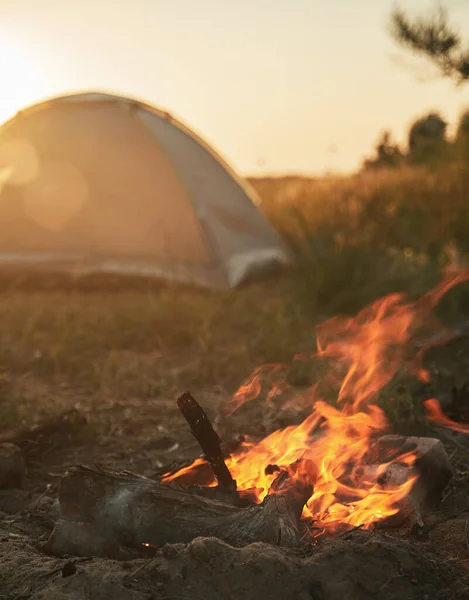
{"left": 47, "top": 462, "right": 312, "bottom": 557}
{"left": 177, "top": 391, "right": 236, "bottom": 488}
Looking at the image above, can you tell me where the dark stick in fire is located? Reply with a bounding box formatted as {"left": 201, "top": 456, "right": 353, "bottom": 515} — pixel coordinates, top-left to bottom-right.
{"left": 177, "top": 391, "right": 236, "bottom": 489}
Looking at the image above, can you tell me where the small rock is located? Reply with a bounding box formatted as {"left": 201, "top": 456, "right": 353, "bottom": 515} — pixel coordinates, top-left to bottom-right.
{"left": 377, "top": 435, "right": 453, "bottom": 506}
{"left": 0, "top": 443, "right": 25, "bottom": 489}
{"left": 352, "top": 435, "right": 453, "bottom": 527}
{"left": 189, "top": 538, "right": 210, "bottom": 563}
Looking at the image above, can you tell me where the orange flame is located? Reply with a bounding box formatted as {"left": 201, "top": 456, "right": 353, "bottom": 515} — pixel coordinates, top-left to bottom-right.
{"left": 164, "top": 268, "right": 469, "bottom": 536}
{"left": 221, "top": 363, "right": 288, "bottom": 416}
{"left": 425, "top": 398, "right": 469, "bottom": 434}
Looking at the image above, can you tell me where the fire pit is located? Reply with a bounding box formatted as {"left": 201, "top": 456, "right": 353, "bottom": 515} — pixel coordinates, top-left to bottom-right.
{"left": 45, "top": 392, "right": 453, "bottom": 559}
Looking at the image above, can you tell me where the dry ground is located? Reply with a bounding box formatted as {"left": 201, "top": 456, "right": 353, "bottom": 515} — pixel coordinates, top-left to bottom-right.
{"left": 0, "top": 278, "right": 469, "bottom": 599}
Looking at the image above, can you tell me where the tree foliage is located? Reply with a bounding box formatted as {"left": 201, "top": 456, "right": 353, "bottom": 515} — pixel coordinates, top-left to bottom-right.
{"left": 363, "top": 131, "right": 404, "bottom": 170}
{"left": 362, "top": 112, "right": 455, "bottom": 170}
{"left": 390, "top": 5, "right": 469, "bottom": 83}
{"left": 408, "top": 112, "right": 448, "bottom": 163}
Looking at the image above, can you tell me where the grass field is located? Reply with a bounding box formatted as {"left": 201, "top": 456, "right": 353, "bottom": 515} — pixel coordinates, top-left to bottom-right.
{"left": 1, "top": 163, "right": 469, "bottom": 431}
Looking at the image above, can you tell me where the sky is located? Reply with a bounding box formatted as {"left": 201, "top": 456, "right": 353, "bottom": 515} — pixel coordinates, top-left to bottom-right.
{"left": 0, "top": 0, "right": 468, "bottom": 176}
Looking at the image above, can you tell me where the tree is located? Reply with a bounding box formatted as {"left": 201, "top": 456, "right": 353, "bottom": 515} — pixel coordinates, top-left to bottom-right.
{"left": 390, "top": 5, "right": 469, "bottom": 84}
{"left": 408, "top": 112, "right": 448, "bottom": 164}
{"left": 363, "top": 130, "right": 404, "bottom": 170}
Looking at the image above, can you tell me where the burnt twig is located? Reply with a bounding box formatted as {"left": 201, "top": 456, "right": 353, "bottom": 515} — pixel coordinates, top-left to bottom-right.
{"left": 177, "top": 391, "right": 236, "bottom": 488}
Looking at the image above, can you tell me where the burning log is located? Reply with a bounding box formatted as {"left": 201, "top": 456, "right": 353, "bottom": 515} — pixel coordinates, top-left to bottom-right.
{"left": 177, "top": 391, "right": 236, "bottom": 488}
{"left": 46, "top": 462, "right": 313, "bottom": 558}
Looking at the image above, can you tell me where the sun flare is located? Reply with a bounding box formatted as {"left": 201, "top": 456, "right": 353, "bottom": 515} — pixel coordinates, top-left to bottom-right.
{"left": 0, "top": 37, "right": 47, "bottom": 125}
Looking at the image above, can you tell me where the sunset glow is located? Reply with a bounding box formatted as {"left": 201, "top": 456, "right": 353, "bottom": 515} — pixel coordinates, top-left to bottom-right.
{"left": 1, "top": 0, "right": 468, "bottom": 175}
{"left": 0, "top": 34, "right": 48, "bottom": 125}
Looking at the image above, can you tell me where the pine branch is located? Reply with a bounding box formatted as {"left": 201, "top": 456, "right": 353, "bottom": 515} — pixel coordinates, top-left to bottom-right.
{"left": 390, "top": 6, "right": 469, "bottom": 83}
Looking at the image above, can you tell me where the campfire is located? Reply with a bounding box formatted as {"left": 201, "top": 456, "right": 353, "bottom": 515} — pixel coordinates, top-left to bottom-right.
{"left": 2, "top": 270, "right": 469, "bottom": 599}
{"left": 33, "top": 268, "right": 469, "bottom": 558}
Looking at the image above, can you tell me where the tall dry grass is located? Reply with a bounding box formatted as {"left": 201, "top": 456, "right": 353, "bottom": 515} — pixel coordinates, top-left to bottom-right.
{"left": 252, "top": 164, "right": 469, "bottom": 314}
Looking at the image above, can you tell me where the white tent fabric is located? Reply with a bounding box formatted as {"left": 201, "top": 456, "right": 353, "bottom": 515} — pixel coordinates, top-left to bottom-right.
{"left": 0, "top": 92, "right": 289, "bottom": 288}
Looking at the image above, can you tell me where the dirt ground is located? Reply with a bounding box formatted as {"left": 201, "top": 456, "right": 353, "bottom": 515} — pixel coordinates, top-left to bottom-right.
{"left": 2, "top": 377, "right": 469, "bottom": 600}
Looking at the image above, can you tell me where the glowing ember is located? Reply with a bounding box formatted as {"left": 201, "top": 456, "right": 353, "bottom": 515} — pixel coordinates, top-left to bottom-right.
{"left": 163, "top": 268, "right": 469, "bottom": 536}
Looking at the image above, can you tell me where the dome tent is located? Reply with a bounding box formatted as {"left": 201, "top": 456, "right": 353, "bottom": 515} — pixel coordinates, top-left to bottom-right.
{"left": 0, "top": 92, "right": 289, "bottom": 288}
